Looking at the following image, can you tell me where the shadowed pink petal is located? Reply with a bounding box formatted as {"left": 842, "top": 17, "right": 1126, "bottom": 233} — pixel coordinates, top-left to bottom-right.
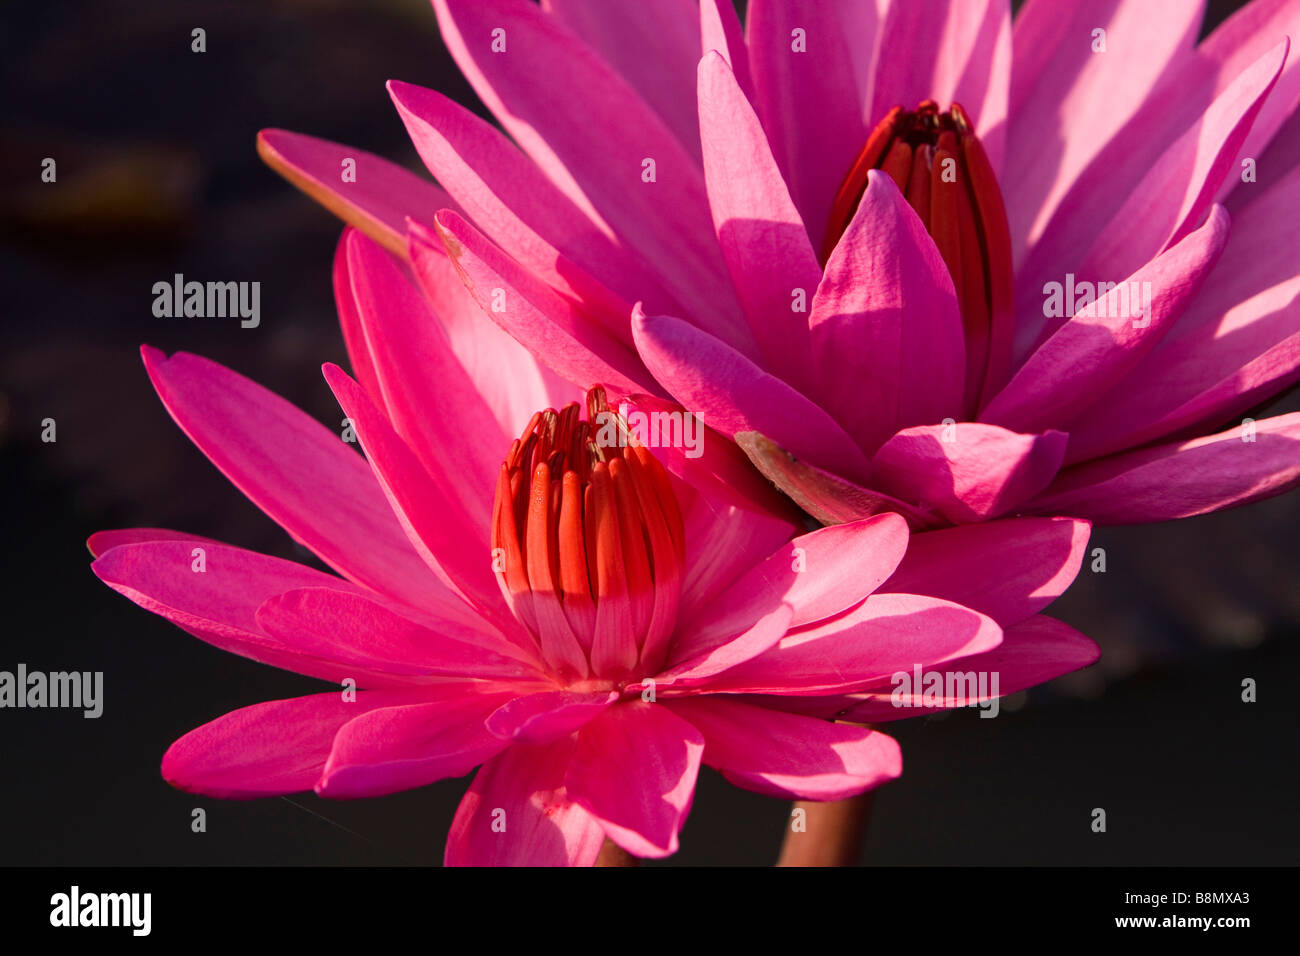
{"left": 432, "top": 0, "right": 749, "bottom": 350}
{"left": 810, "top": 171, "right": 965, "bottom": 452}
{"left": 257, "top": 129, "right": 458, "bottom": 259}
{"left": 389, "top": 80, "right": 665, "bottom": 326}
{"left": 869, "top": 423, "right": 1068, "bottom": 523}
{"left": 162, "top": 690, "right": 435, "bottom": 798}
{"left": 256, "top": 587, "right": 543, "bottom": 680}
{"left": 678, "top": 497, "right": 802, "bottom": 622}
{"left": 746, "top": 0, "right": 879, "bottom": 244}
{"left": 663, "top": 697, "right": 903, "bottom": 800}
{"left": 699, "top": 51, "right": 819, "bottom": 391}
{"left": 318, "top": 688, "right": 519, "bottom": 798}
{"left": 343, "top": 230, "right": 503, "bottom": 534}
{"left": 735, "top": 432, "right": 940, "bottom": 529}
{"left": 332, "top": 230, "right": 386, "bottom": 408}
{"left": 140, "top": 346, "right": 442, "bottom": 612}
{"left": 700, "top": 0, "right": 754, "bottom": 101}
{"left": 566, "top": 702, "right": 704, "bottom": 859}
{"left": 840, "top": 615, "right": 1101, "bottom": 722}
{"left": 407, "top": 221, "right": 579, "bottom": 435}
{"left": 543, "top": 0, "right": 703, "bottom": 162}
{"left": 1063, "top": 167, "right": 1300, "bottom": 462}
{"left": 879, "top": 517, "right": 1091, "bottom": 627}
{"left": 434, "top": 210, "right": 660, "bottom": 397}
{"left": 323, "top": 363, "right": 521, "bottom": 640}
{"left": 989, "top": 206, "right": 1230, "bottom": 435}
{"left": 692, "top": 594, "right": 1003, "bottom": 695}
{"left": 1028, "top": 412, "right": 1300, "bottom": 523}
{"left": 657, "top": 604, "right": 793, "bottom": 685}
{"left": 92, "top": 539, "right": 450, "bottom": 686}
{"left": 669, "top": 514, "right": 909, "bottom": 671}
{"left": 87, "top": 527, "right": 216, "bottom": 559}
{"left": 1005, "top": 0, "right": 1203, "bottom": 260}
{"left": 633, "top": 310, "right": 874, "bottom": 483}
{"left": 486, "top": 690, "right": 619, "bottom": 744}
{"left": 445, "top": 737, "right": 604, "bottom": 867}
{"left": 869, "top": 0, "right": 1011, "bottom": 173}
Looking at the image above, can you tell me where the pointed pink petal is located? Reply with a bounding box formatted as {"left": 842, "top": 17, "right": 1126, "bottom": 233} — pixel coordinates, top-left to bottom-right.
{"left": 734, "top": 431, "right": 941, "bottom": 529}
{"left": 1028, "top": 411, "right": 1300, "bottom": 523}
{"left": 691, "top": 593, "right": 1003, "bottom": 696}
{"left": 656, "top": 604, "right": 794, "bottom": 686}
{"left": 566, "top": 702, "right": 704, "bottom": 859}
{"left": 332, "top": 229, "right": 386, "bottom": 408}
{"left": 989, "top": 207, "right": 1230, "bottom": 435}
{"left": 879, "top": 517, "right": 1091, "bottom": 627}
{"left": 663, "top": 697, "right": 902, "bottom": 801}
{"left": 678, "top": 497, "right": 802, "bottom": 622}
{"left": 746, "top": 0, "right": 879, "bottom": 244}
{"left": 698, "top": 50, "right": 819, "bottom": 391}
{"left": 343, "top": 229, "right": 502, "bottom": 534}
{"left": 1063, "top": 167, "right": 1300, "bottom": 461}
{"left": 322, "top": 363, "right": 520, "bottom": 639}
{"left": 869, "top": 423, "right": 1068, "bottom": 523}
{"left": 434, "top": 210, "right": 659, "bottom": 397}
{"left": 407, "top": 221, "right": 579, "bottom": 435}
{"left": 318, "top": 688, "right": 518, "bottom": 798}
{"left": 485, "top": 690, "right": 619, "bottom": 745}
{"left": 870, "top": 0, "right": 1011, "bottom": 172}
{"left": 257, "top": 128, "right": 457, "bottom": 259}
{"left": 700, "top": 0, "right": 754, "bottom": 102}
{"left": 256, "top": 587, "right": 543, "bottom": 681}
{"left": 389, "top": 80, "right": 665, "bottom": 326}
{"left": 432, "top": 0, "right": 749, "bottom": 350}
{"left": 1005, "top": 0, "right": 1203, "bottom": 260}
{"left": 87, "top": 527, "right": 216, "bottom": 559}
{"left": 668, "top": 514, "right": 909, "bottom": 671}
{"left": 162, "top": 689, "right": 434, "bottom": 798}
{"left": 140, "top": 346, "right": 438, "bottom": 611}
{"left": 445, "top": 738, "right": 605, "bottom": 866}
{"left": 543, "top": 0, "right": 703, "bottom": 162}
{"left": 632, "top": 309, "right": 873, "bottom": 483}
{"left": 810, "top": 171, "right": 965, "bottom": 451}
{"left": 840, "top": 615, "right": 1101, "bottom": 722}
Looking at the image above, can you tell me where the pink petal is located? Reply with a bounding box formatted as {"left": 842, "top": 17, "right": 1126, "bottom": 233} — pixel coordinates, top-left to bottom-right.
{"left": 342, "top": 230, "right": 503, "bottom": 534}
{"left": 869, "top": 423, "right": 1069, "bottom": 523}
{"left": 691, "top": 593, "right": 1003, "bottom": 696}
{"left": 162, "top": 689, "right": 432, "bottom": 798}
{"left": 140, "top": 346, "right": 440, "bottom": 611}
{"left": 869, "top": 0, "right": 1011, "bottom": 173}
{"left": 566, "top": 702, "right": 704, "bottom": 858}
{"left": 257, "top": 128, "right": 457, "bottom": 259}
{"left": 407, "top": 221, "right": 579, "bottom": 435}
{"left": 988, "top": 206, "right": 1230, "bottom": 436}
{"left": 1028, "top": 411, "right": 1300, "bottom": 523}
{"left": 668, "top": 514, "right": 909, "bottom": 671}
{"left": 663, "top": 697, "right": 902, "bottom": 800}
{"left": 700, "top": 0, "right": 754, "bottom": 102}
{"left": 434, "top": 210, "right": 659, "bottom": 397}
{"left": 1063, "top": 166, "right": 1300, "bottom": 462}
{"left": 839, "top": 615, "right": 1101, "bottom": 722}
{"left": 389, "top": 80, "right": 664, "bottom": 326}
{"left": 256, "top": 587, "right": 543, "bottom": 681}
{"left": 746, "top": 0, "right": 879, "bottom": 245}
{"left": 699, "top": 51, "right": 820, "bottom": 391}
{"left": 431, "top": 0, "right": 749, "bottom": 350}
{"left": 318, "top": 688, "right": 518, "bottom": 798}
{"left": 485, "top": 690, "right": 619, "bottom": 744}
{"left": 656, "top": 604, "right": 794, "bottom": 686}
{"left": 332, "top": 229, "right": 386, "bottom": 408}
{"left": 542, "top": 0, "right": 703, "bottom": 162}
{"left": 87, "top": 527, "right": 216, "bottom": 559}
{"left": 879, "top": 517, "right": 1092, "bottom": 627}
{"left": 809, "top": 171, "right": 965, "bottom": 453}
{"left": 445, "top": 737, "right": 605, "bottom": 867}
{"left": 322, "top": 364, "right": 521, "bottom": 640}
{"left": 633, "top": 309, "right": 874, "bottom": 483}
{"left": 1005, "top": 0, "right": 1203, "bottom": 261}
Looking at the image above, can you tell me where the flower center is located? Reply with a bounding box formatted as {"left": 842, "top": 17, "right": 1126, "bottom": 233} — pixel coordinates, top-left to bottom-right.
{"left": 823, "top": 101, "right": 1014, "bottom": 412}
{"left": 491, "top": 387, "right": 685, "bottom": 684}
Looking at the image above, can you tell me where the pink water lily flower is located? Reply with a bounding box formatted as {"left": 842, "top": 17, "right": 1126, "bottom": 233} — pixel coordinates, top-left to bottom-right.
{"left": 260, "top": 0, "right": 1300, "bottom": 529}
{"left": 89, "top": 231, "right": 1098, "bottom": 864}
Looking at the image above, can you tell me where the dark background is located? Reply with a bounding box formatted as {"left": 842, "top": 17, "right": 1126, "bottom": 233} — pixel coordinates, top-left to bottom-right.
{"left": 1, "top": 0, "right": 1295, "bottom": 865}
